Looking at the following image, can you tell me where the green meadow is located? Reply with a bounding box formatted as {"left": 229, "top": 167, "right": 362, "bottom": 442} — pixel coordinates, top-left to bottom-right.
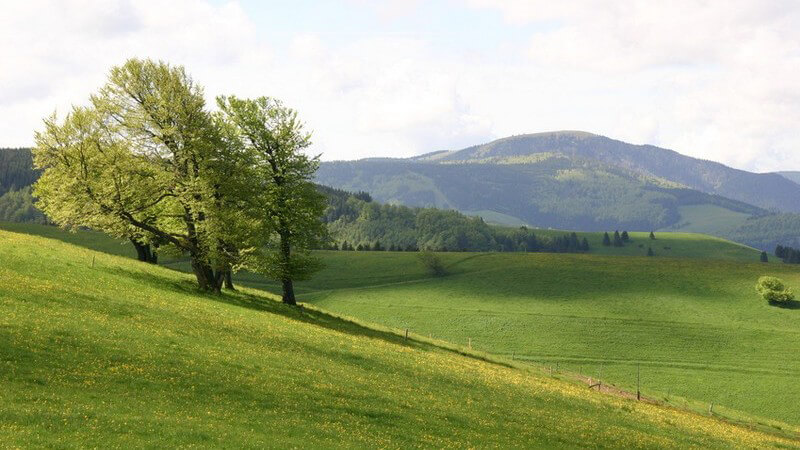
{"left": 3, "top": 222, "right": 799, "bottom": 433}
{"left": 289, "top": 250, "right": 800, "bottom": 427}
{"left": 5, "top": 231, "right": 800, "bottom": 447}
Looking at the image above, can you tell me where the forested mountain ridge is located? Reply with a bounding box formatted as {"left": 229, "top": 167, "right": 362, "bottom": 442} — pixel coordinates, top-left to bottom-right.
{"left": 425, "top": 131, "right": 800, "bottom": 213}
{"left": 315, "top": 131, "right": 800, "bottom": 250}
{"left": 317, "top": 149, "right": 767, "bottom": 231}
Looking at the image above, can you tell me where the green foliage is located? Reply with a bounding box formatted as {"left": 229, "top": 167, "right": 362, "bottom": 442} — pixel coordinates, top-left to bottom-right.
{"left": 417, "top": 251, "right": 446, "bottom": 276}
{"left": 33, "top": 58, "right": 263, "bottom": 291}
{"left": 647, "top": 246, "right": 654, "bottom": 256}
{"left": 0, "top": 148, "right": 39, "bottom": 197}
{"left": 217, "top": 96, "right": 327, "bottom": 303}
{"left": 0, "top": 187, "right": 47, "bottom": 224}
{"left": 725, "top": 213, "right": 800, "bottom": 251}
{"left": 602, "top": 232, "right": 611, "bottom": 246}
{"left": 755, "top": 276, "right": 795, "bottom": 303}
{"left": 761, "top": 251, "right": 769, "bottom": 263}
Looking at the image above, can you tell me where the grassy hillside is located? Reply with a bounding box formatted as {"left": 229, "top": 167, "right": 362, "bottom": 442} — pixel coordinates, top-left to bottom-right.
{"left": 4, "top": 232, "right": 799, "bottom": 446}
{"left": 252, "top": 250, "right": 800, "bottom": 427}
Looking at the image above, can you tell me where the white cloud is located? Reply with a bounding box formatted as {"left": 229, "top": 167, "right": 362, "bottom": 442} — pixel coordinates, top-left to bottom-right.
{"left": 2, "top": 0, "right": 800, "bottom": 171}
{"left": 464, "top": 0, "right": 800, "bottom": 171}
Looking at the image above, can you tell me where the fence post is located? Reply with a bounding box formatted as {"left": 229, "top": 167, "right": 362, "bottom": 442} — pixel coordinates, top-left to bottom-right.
{"left": 404, "top": 328, "right": 408, "bottom": 340}
{"left": 637, "top": 363, "right": 641, "bottom": 401}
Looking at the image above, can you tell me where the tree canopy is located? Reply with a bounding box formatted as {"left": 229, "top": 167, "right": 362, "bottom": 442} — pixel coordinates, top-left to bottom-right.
{"left": 33, "top": 59, "right": 324, "bottom": 294}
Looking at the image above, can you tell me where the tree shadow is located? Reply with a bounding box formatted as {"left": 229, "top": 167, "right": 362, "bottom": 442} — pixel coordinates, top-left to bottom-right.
{"left": 768, "top": 300, "right": 800, "bottom": 310}
{"left": 106, "top": 265, "right": 491, "bottom": 359}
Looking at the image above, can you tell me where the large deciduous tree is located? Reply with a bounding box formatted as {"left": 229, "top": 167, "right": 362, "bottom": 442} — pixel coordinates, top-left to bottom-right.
{"left": 33, "top": 58, "right": 258, "bottom": 292}
{"left": 217, "top": 96, "right": 326, "bottom": 305}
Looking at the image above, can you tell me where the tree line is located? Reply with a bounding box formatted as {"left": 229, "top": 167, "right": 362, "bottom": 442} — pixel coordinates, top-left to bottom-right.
{"left": 32, "top": 59, "right": 325, "bottom": 303}
{"left": 321, "top": 190, "right": 590, "bottom": 253}
{"left": 775, "top": 245, "right": 800, "bottom": 264}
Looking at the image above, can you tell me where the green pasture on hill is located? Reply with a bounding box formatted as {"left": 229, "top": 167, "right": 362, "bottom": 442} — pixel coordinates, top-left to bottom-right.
{"left": 2, "top": 222, "right": 797, "bottom": 430}
{"left": 290, "top": 251, "right": 800, "bottom": 427}
{"left": 4, "top": 231, "right": 800, "bottom": 447}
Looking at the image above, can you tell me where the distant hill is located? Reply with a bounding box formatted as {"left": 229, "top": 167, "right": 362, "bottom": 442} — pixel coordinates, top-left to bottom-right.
{"left": 777, "top": 171, "right": 800, "bottom": 185}
{"left": 316, "top": 132, "right": 800, "bottom": 249}
{"left": 430, "top": 132, "right": 800, "bottom": 213}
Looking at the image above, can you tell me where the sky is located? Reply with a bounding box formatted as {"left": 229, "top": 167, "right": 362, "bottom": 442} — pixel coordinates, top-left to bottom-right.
{"left": 2, "top": 0, "right": 800, "bottom": 172}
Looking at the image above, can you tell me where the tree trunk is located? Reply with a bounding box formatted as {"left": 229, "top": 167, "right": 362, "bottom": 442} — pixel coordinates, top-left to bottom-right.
{"left": 130, "top": 238, "right": 158, "bottom": 264}
{"left": 191, "top": 258, "right": 221, "bottom": 293}
{"left": 281, "top": 278, "right": 296, "bottom": 305}
{"left": 279, "top": 229, "right": 296, "bottom": 305}
{"left": 224, "top": 270, "right": 235, "bottom": 290}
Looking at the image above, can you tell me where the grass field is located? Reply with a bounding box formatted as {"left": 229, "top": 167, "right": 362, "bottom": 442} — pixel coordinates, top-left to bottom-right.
{"left": 282, "top": 250, "right": 800, "bottom": 427}
{"left": 5, "top": 231, "right": 800, "bottom": 447}
{"left": 3, "top": 222, "right": 795, "bottom": 428}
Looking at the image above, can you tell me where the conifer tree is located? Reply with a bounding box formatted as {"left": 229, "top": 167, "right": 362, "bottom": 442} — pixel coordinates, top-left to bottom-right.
{"left": 649, "top": 231, "right": 656, "bottom": 240}
{"left": 647, "top": 246, "right": 654, "bottom": 256}
{"left": 602, "top": 232, "right": 611, "bottom": 246}
{"left": 760, "top": 251, "right": 769, "bottom": 263}
{"left": 581, "top": 237, "right": 590, "bottom": 252}
{"left": 621, "top": 230, "right": 629, "bottom": 242}
{"left": 613, "top": 230, "right": 623, "bottom": 247}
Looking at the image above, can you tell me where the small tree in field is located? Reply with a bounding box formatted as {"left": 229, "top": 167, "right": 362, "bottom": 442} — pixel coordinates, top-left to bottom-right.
{"left": 647, "top": 246, "right": 654, "bottom": 257}
{"left": 649, "top": 231, "right": 656, "bottom": 240}
{"left": 756, "top": 276, "right": 794, "bottom": 304}
{"left": 602, "top": 232, "right": 611, "bottom": 246}
{"left": 621, "top": 230, "right": 630, "bottom": 242}
{"left": 760, "top": 251, "right": 769, "bottom": 263}
{"left": 417, "top": 251, "right": 446, "bottom": 277}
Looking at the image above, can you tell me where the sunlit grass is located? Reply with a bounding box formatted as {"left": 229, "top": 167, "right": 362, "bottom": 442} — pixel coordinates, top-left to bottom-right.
{"left": 2, "top": 230, "right": 799, "bottom": 447}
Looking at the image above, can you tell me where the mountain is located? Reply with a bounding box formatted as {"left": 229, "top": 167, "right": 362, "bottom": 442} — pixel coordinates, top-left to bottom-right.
{"left": 316, "top": 131, "right": 800, "bottom": 249}
{"left": 317, "top": 133, "right": 767, "bottom": 230}
{"left": 777, "top": 171, "right": 800, "bottom": 185}
{"left": 428, "top": 132, "right": 800, "bottom": 213}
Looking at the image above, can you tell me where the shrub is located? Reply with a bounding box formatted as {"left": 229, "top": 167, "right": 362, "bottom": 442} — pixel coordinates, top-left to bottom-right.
{"left": 417, "top": 251, "right": 446, "bottom": 277}
{"left": 755, "top": 276, "right": 795, "bottom": 303}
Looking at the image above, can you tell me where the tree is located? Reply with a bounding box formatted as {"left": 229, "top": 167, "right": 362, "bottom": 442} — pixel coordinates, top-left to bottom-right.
{"left": 647, "top": 246, "right": 654, "bottom": 256}
{"left": 649, "top": 231, "right": 656, "bottom": 240}
{"left": 760, "top": 251, "right": 769, "bottom": 263}
{"left": 417, "top": 251, "right": 446, "bottom": 276}
{"left": 602, "top": 232, "right": 611, "bottom": 246}
{"left": 755, "top": 276, "right": 794, "bottom": 303}
{"left": 613, "top": 230, "right": 623, "bottom": 247}
{"left": 621, "top": 230, "right": 630, "bottom": 242}
{"left": 218, "top": 96, "right": 326, "bottom": 305}
{"left": 581, "top": 237, "right": 590, "bottom": 252}
{"left": 33, "top": 59, "right": 256, "bottom": 292}
{"left": 776, "top": 245, "right": 785, "bottom": 259}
